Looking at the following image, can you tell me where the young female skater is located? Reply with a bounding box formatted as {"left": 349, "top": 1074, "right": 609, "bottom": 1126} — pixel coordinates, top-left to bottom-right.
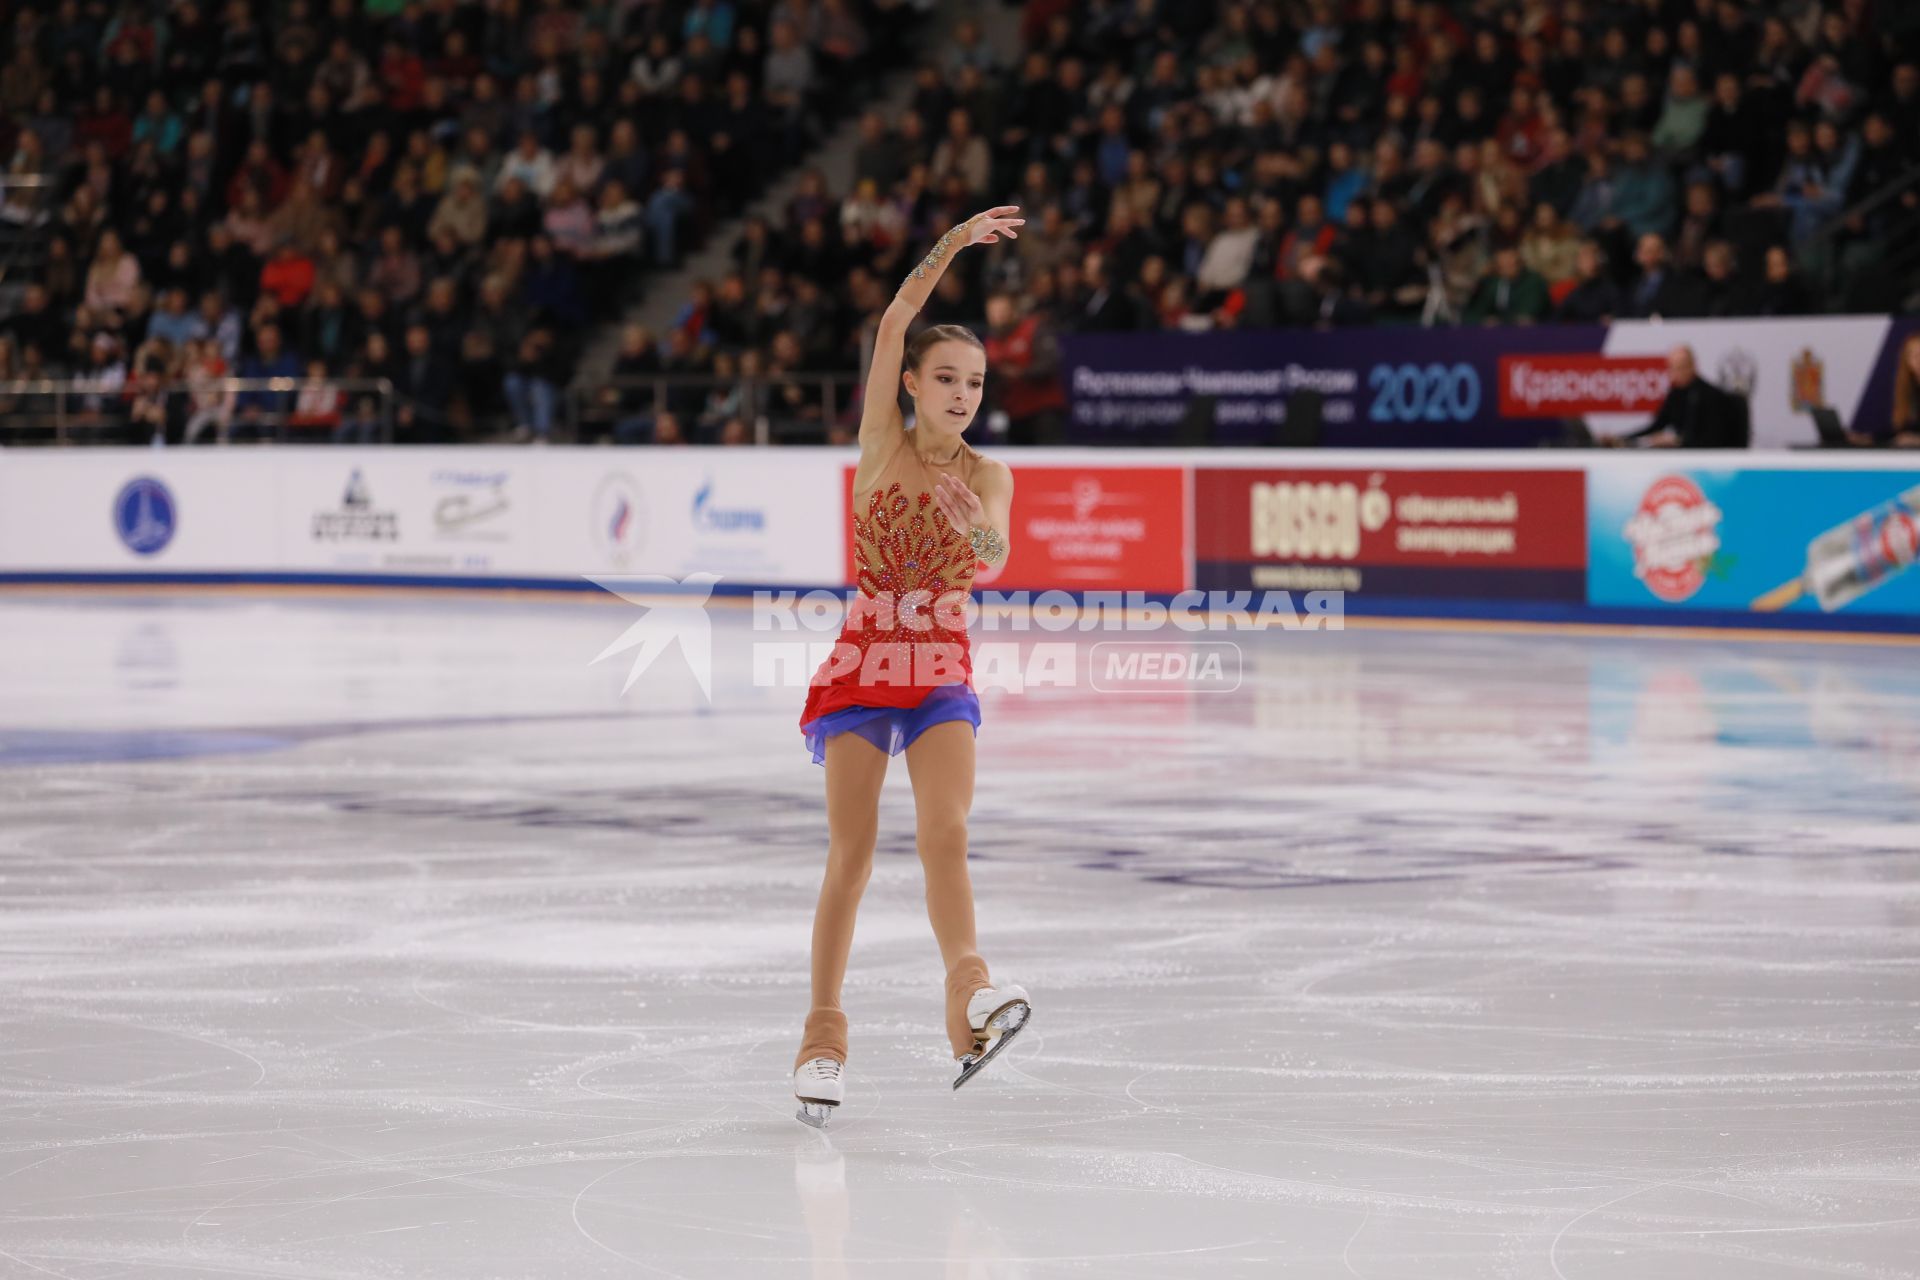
{"left": 792, "top": 205, "right": 1030, "bottom": 1128}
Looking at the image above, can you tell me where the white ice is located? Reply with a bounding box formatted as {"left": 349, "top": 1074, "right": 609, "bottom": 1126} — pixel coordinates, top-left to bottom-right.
{"left": 1, "top": 591, "right": 1917, "bottom": 1279}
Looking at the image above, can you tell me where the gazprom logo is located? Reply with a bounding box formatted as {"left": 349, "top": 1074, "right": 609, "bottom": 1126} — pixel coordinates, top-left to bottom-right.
{"left": 691, "top": 475, "right": 766, "bottom": 533}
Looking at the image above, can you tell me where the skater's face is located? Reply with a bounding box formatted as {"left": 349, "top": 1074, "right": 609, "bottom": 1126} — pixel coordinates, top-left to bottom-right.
{"left": 904, "top": 341, "right": 986, "bottom": 434}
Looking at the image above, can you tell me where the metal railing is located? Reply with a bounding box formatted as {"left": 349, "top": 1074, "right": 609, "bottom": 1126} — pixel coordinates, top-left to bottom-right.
{"left": 568, "top": 372, "right": 860, "bottom": 444}
{"left": 0, "top": 377, "right": 395, "bottom": 446}
{"left": 1804, "top": 162, "right": 1920, "bottom": 309}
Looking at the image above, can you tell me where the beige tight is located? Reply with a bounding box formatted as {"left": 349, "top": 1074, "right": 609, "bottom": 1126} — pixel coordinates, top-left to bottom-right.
{"left": 794, "top": 720, "right": 991, "bottom": 1068}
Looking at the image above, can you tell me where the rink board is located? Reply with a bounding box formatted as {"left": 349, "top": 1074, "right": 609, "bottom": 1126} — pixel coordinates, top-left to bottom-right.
{"left": 2, "top": 447, "right": 1918, "bottom": 632}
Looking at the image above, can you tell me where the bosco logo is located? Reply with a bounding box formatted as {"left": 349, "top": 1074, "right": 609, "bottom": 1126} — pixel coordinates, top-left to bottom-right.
{"left": 1249, "top": 476, "right": 1390, "bottom": 561}
{"left": 1622, "top": 475, "right": 1723, "bottom": 602}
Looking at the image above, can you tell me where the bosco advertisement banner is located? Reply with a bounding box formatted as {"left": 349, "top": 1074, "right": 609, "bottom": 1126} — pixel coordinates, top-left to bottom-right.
{"left": 1194, "top": 466, "right": 1588, "bottom": 603}
{"left": 840, "top": 463, "right": 1187, "bottom": 593}
{"left": 1589, "top": 465, "right": 1920, "bottom": 620}
{"left": 1061, "top": 328, "right": 1608, "bottom": 448}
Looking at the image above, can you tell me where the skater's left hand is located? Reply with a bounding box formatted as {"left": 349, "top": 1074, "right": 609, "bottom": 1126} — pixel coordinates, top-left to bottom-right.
{"left": 934, "top": 473, "right": 985, "bottom": 535}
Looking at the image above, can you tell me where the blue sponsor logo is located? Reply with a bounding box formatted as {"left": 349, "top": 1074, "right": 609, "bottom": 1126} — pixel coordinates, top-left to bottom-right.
{"left": 691, "top": 475, "right": 766, "bottom": 533}
{"left": 114, "top": 476, "right": 177, "bottom": 556}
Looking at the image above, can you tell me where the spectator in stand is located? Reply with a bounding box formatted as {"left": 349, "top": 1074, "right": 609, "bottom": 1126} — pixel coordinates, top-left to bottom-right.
{"left": 428, "top": 170, "right": 489, "bottom": 250}
{"left": 982, "top": 292, "right": 1066, "bottom": 445}
{"left": 1520, "top": 203, "right": 1582, "bottom": 287}
{"left": 82, "top": 230, "right": 142, "bottom": 319}
{"left": 1624, "top": 233, "right": 1694, "bottom": 319}
{"left": 930, "top": 108, "right": 991, "bottom": 197}
{"left": 647, "top": 170, "right": 693, "bottom": 267}
{"left": 504, "top": 328, "right": 563, "bottom": 444}
{"left": 2, "top": 284, "right": 64, "bottom": 363}
{"left": 146, "top": 287, "right": 201, "bottom": 349}
{"left": 1196, "top": 196, "right": 1259, "bottom": 298}
{"left": 233, "top": 322, "right": 299, "bottom": 441}
{"left": 259, "top": 239, "right": 316, "bottom": 309}
{"left": 1465, "top": 246, "right": 1550, "bottom": 325}
{"left": 1554, "top": 241, "right": 1625, "bottom": 323}
{"left": 1276, "top": 194, "right": 1338, "bottom": 283}
{"left": 392, "top": 322, "right": 452, "bottom": 443}
{"left": 289, "top": 359, "right": 343, "bottom": 434}
{"left": 1751, "top": 244, "right": 1814, "bottom": 316}
{"left": 1652, "top": 66, "right": 1711, "bottom": 159}
{"left": 1612, "top": 133, "right": 1678, "bottom": 240}
{"left": 181, "top": 338, "right": 232, "bottom": 445}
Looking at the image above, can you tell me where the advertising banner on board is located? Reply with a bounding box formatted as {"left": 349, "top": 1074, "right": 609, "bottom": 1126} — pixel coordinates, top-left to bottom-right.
{"left": 1588, "top": 466, "right": 1920, "bottom": 619}
{"left": 0, "top": 453, "right": 275, "bottom": 570}
{"left": 1063, "top": 318, "right": 1920, "bottom": 450}
{"left": 537, "top": 451, "right": 844, "bottom": 586}
{"left": 839, "top": 463, "right": 1188, "bottom": 594}
{"left": 279, "top": 458, "right": 533, "bottom": 576}
{"left": 1194, "top": 466, "right": 1588, "bottom": 602}
{"left": 1061, "top": 327, "right": 1605, "bottom": 448}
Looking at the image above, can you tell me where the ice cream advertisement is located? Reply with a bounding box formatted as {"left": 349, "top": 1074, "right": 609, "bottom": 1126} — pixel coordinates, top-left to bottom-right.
{"left": 1589, "top": 467, "right": 1920, "bottom": 618}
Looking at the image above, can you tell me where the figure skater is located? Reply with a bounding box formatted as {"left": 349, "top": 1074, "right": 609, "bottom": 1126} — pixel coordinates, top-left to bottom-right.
{"left": 792, "top": 205, "right": 1030, "bottom": 1128}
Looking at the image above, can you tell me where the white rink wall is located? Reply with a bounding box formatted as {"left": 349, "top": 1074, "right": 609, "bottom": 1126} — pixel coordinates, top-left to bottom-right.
{"left": 2, "top": 447, "right": 1918, "bottom": 633}
{"left": 0, "top": 447, "right": 848, "bottom": 586}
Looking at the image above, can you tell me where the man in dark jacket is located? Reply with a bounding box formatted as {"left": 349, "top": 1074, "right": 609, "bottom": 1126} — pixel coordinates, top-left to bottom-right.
{"left": 1553, "top": 240, "right": 1625, "bottom": 322}
{"left": 1608, "top": 345, "right": 1748, "bottom": 448}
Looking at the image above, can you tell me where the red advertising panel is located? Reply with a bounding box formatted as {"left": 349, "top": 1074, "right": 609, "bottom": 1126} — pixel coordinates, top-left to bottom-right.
{"left": 1498, "top": 355, "right": 1669, "bottom": 417}
{"left": 1194, "top": 467, "right": 1587, "bottom": 601}
{"left": 843, "top": 464, "right": 1187, "bottom": 592}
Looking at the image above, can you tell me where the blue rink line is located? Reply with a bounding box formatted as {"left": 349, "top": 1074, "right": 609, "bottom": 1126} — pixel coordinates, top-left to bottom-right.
{"left": 0, "top": 709, "right": 715, "bottom": 767}
{"left": 0, "top": 728, "right": 296, "bottom": 765}
{"left": 6, "top": 571, "right": 1920, "bottom": 637}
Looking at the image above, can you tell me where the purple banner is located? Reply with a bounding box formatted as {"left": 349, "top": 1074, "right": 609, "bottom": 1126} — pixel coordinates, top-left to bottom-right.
{"left": 1061, "top": 327, "right": 1610, "bottom": 448}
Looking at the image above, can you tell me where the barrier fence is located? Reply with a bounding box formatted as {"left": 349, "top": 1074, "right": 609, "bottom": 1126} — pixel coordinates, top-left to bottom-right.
{"left": 2, "top": 446, "right": 1916, "bottom": 634}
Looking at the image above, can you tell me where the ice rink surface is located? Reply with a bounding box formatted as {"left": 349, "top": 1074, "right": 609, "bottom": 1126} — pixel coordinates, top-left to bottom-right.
{"left": 1, "top": 590, "right": 1917, "bottom": 1280}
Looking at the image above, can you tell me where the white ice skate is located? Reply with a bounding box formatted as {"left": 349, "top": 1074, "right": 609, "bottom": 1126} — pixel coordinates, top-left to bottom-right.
{"left": 953, "top": 983, "right": 1032, "bottom": 1090}
{"left": 793, "top": 1057, "right": 844, "bottom": 1128}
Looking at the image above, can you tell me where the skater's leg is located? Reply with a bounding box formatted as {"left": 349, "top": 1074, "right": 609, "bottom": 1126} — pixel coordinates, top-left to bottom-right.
{"left": 797, "top": 732, "right": 888, "bottom": 1069}
{"left": 903, "top": 721, "right": 990, "bottom": 1058}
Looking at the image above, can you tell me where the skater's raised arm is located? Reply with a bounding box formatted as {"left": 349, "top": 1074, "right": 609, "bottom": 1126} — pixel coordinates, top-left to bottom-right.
{"left": 859, "top": 206, "right": 1023, "bottom": 450}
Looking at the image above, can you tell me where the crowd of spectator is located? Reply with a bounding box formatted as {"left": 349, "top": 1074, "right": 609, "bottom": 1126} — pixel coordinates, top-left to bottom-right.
{"left": 0, "top": 0, "right": 920, "bottom": 443}
{"left": 636, "top": 0, "right": 1920, "bottom": 445}
{"left": 7, "top": 0, "right": 1920, "bottom": 450}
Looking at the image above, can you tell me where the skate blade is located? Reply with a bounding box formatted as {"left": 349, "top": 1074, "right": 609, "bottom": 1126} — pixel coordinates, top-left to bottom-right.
{"left": 952, "top": 1000, "right": 1031, "bottom": 1090}
{"left": 795, "top": 1099, "right": 837, "bottom": 1128}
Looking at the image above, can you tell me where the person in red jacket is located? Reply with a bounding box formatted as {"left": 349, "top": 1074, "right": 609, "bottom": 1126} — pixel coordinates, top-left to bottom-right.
{"left": 1275, "top": 193, "right": 1340, "bottom": 281}
{"left": 982, "top": 292, "right": 1065, "bottom": 445}
{"left": 259, "top": 239, "right": 316, "bottom": 308}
